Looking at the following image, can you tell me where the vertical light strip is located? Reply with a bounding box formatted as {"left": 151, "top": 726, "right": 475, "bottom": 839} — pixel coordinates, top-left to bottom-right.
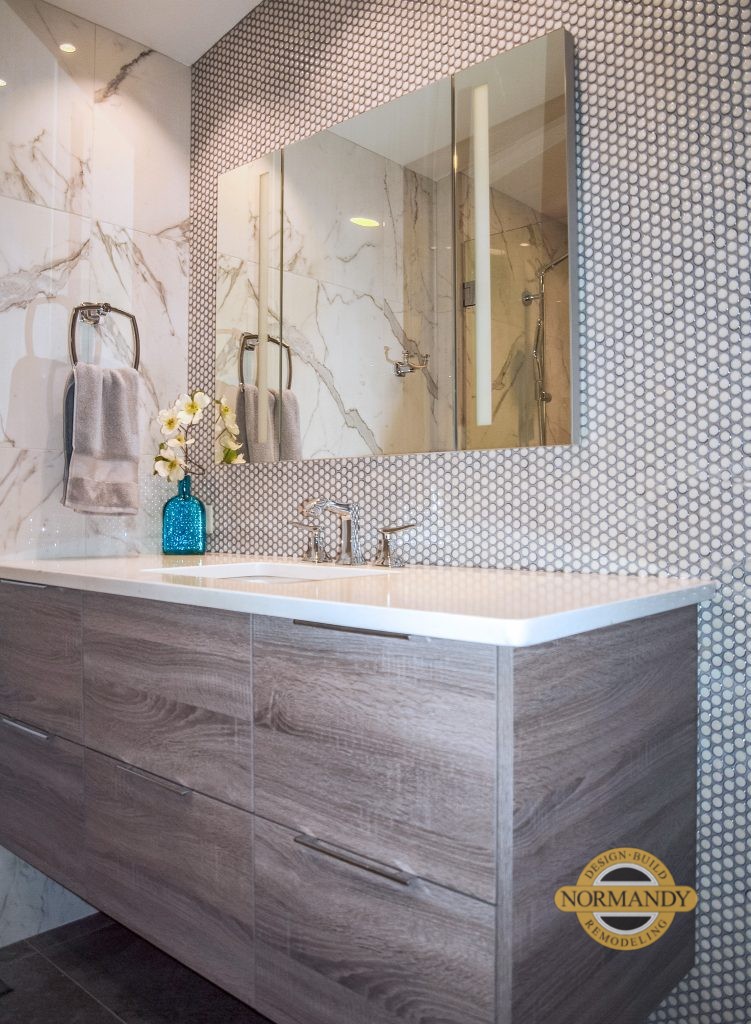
{"left": 257, "top": 171, "right": 270, "bottom": 442}
{"left": 472, "top": 83, "right": 492, "bottom": 426}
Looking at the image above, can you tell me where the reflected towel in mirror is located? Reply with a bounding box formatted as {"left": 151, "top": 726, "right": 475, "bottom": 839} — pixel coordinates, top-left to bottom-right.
{"left": 237, "top": 385, "right": 278, "bottom": 463}
{"left": 237, "top": 386, "right": 302, "bottom": 463}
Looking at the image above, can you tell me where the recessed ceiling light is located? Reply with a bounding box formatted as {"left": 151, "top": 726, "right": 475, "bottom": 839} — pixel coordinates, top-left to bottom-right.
{"left": 350, "top": 216, "right": 380, "bottom": 228}
{"left": 59, "top": 42, "right": 77, "bottom": 53}
{"left": 0, "top": 79, "right": 7, "bottom": 88}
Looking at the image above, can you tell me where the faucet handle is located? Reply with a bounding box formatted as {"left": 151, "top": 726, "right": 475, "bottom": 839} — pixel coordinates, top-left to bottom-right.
{"left": 372, "top": 523, "right": 417, "bottom": 568}
{"left": 288, "top": 520, "right": 332, "bottom": 563}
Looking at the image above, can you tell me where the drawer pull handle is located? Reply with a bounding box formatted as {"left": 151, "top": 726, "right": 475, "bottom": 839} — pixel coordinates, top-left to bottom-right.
{"left": 292, "top": 620, "right": 410, "bottom": 641}
{"left": 0, "top": 716, "right": 50, "bottom": 741}
{"left": 294, "top": 834, "right": 412, "bottom": 886}
{"left": 116, "top": 762, "right": 190, "bottom": 797}
{"left": 0, "top": 578, "right": 48, "bottom": 589}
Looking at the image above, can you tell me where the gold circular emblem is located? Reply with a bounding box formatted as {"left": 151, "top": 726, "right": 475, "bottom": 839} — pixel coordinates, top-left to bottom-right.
{"left": 554, "top": 847, "right": 697, "bottom": 949}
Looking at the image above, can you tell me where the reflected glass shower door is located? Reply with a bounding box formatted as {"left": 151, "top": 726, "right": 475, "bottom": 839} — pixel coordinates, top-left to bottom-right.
{"left": 454, "top": 29, "right": 574, "bottom": 450}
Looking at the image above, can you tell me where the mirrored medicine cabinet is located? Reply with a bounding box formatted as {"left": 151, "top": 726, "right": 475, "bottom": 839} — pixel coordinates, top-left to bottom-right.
{"left": 215, "top": 28, "right": 578, "bottom": 462}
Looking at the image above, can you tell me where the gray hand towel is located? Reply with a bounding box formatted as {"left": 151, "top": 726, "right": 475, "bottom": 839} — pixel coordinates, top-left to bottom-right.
{"left": 62, "top": 364, "right": 141, "bottom": 514}
{"left": 279, "top": 388, "right": 302, "bottom": 461}
{"left": 237, "top": 384, "right": 279, "bottom": 463}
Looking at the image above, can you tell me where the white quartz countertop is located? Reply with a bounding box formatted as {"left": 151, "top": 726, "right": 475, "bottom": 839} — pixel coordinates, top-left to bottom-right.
{"left": 0, "top": 553, "right": 715, "bottom": 647}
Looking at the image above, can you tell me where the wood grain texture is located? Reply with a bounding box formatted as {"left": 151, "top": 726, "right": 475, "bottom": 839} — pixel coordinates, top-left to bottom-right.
{"left": 496, "top": 647, "right": 514, "bottom": 1024}
{"left": 83, "top": 594, "right": 253, "bottom": 810}
{"left": 509, "top": 607, "right": 698, "bottom": 1024}
{"left": 84, "top": 748, "right": 254, "bottom": 1005}
{"left": 0, "top": 581, "right": 82, "bottom": 740}
{"left": 254, "top": 815, "right": 495, "bottom": 1024}
{"left": 0, "top": 718, "right": 84, "bottom": 892}
{"left": 252, "top": 615, "right": 498, "bottom": 902}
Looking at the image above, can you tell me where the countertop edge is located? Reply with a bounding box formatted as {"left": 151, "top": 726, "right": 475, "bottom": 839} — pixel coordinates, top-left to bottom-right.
{"left": 0, "top": 562, "right": 716, "bottom": 647}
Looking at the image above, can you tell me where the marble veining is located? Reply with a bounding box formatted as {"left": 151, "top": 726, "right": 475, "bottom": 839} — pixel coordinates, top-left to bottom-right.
{"left": 216, "top": 126, "right": 454, "bottom": 460}
{"left": 94, "top": 46, "right": 155, "bottom": 103}
{"left": 0, "top": 847, "right": 91, "bottom": 948}
{"left": 0, "top": 0, "right": 190, "bottom": 946}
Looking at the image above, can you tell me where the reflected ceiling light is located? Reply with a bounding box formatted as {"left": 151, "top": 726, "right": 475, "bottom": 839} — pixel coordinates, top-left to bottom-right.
{"left": 350, "top": 216, "right": 380, "bottom": 228}
{"left": 0, "top": 79, "right": 6, "bottom": 87}
{"left": 59, "top": 42, "right": 77, "bottom": 53}
{"left": 519, "top": 241, "right": 531, "bottom": 247}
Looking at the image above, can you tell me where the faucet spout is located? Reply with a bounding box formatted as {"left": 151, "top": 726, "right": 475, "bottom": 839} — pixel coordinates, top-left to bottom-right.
{"left": 299, "top": 498, "right": 364, "bottom": 565}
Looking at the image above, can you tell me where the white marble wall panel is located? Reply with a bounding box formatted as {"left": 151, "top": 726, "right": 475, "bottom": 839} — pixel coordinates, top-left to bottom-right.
{"left": 0, "top": 0, "right": 190, "bottom": 946}
{"left": 0, "top": 0, "right": 94, "bottom": 216}
{"left": 0, "top": 447, "right": 85, "bottom": 556}
{"left": 92, "top": 26, "right": 190, "bottom": 237}
{"left": 0, "top": 847, "right": 91, "bottom": 947}
{"left": 0, "top": 195, "right": 90, "bottom": 451}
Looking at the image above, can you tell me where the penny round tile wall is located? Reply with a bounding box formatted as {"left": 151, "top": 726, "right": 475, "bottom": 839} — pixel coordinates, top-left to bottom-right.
{"left": 190, "top": 2, "right": 749, "bottom": 1020}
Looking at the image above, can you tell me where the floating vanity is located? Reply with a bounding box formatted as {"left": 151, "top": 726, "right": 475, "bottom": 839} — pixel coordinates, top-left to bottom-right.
{"left": 0, "top": 556, "right": 713, "bottom": 1024}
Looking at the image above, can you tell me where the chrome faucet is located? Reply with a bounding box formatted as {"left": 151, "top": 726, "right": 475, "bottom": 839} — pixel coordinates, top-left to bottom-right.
{"left": 298, "top": 498, "right": 364, "bottom": 565}
{"left": 288, "top": 515, "right": 331, "bottom": 563}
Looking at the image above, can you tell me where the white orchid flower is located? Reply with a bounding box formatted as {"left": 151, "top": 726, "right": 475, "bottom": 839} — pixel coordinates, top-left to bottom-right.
{"left": 216, "top": 396, "right": 240, "bottom": 435}
{"left": 156, "top": 389, "right": 244, "bottom": 476}
{"left": 166, "top": 434, "right": 195, "bottom": 449}
{"left": 218, "top": 429, "right": 242, "bottom": 451}
{"left": 177, "top": 390, "right": 211, "bottom": 423}
{"left": 154, "top": 452, "right": 186, "bottom": 483}
{"left": 158, "top": 406, "right": 189, "bottom": 437}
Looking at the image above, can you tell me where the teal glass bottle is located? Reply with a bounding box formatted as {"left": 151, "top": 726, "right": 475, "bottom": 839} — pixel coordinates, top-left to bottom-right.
{"left": 162, "top": 475, "right": 206, "bottom": 555}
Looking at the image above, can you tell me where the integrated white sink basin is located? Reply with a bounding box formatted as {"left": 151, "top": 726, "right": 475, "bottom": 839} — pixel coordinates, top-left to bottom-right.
{"left": 144, "top": 561, "right": 390, "bottom": 584}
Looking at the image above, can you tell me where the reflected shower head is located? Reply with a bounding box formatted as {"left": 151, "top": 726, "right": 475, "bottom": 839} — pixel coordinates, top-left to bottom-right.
{"left": 541, "top": 251, "right": 568, "bottom": 275}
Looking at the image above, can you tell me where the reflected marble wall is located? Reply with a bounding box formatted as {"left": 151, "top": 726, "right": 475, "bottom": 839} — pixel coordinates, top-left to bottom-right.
{"left": 0, "top": 0, "right": 189, "bottom": 943}
{"left": 283, "top": 131, "right": 454, "bottom": 458}
{"left": 217, "top": 131, "right": 455, "bottom": 459}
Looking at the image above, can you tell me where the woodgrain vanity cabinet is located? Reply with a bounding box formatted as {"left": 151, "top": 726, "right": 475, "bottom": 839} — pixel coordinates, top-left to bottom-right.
{"left": 82, "top": 594, "right": 254, "bottom": 810}
{"left": 0, "top": 580, "right": 82, "bottom": 740}
{"left": 0, "top": 578, "right": 700, "bottom": 1024}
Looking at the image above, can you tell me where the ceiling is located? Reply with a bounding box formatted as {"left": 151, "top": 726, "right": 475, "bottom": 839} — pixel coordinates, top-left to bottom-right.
{"left": 53, "top": 0, "right": 263, "bottom": 65}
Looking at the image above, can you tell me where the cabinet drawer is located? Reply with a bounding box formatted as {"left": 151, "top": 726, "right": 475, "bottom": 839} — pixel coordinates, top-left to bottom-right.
{"left": 254, "top": 816, "right": 494, "bottom": 1024}
{"left": 84, "top": 749, "right": 254, "bottom": 1004}
{"left": 253, "top": 616, "right": 498, "bottom": 902}
{"left": 0, "top": 581, "right": 82, "bottom": 740}
{"left": 83, "top": 594, "right": 253, "bottom": 810}
{"left": 0, "top": 715, "right": 84, "bottom": 892}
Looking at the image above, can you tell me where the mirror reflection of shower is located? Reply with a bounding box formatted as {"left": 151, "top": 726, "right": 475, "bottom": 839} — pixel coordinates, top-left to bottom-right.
{"left": 522, "top": 252, "right": 568, "bottom": 445}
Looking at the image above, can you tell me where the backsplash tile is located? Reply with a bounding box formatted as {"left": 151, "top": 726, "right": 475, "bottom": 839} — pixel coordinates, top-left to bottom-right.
{"left": 189, "top": 2, "right": 749, "bottom": 1021}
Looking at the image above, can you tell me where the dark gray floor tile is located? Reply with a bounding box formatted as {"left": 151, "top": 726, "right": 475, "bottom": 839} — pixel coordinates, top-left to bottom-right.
{"left": 0, "top": 952, "right": 121, "bottom": 1024}
{"left": 28, "top": 913, "right": 113, "bottom": 956}
{"left": 0, "top": 938, "right": 36, "bottom": 967}
{"left": 46, "top": 920, "right": 269, "bottom": 1024}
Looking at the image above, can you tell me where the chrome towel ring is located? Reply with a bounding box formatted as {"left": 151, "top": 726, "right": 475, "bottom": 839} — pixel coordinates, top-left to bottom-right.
{"left": 238, "top": 332, "right": 293, "bottom": 390}
{"left": 69, "top": 302, "right": 140, "bottom": 370}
